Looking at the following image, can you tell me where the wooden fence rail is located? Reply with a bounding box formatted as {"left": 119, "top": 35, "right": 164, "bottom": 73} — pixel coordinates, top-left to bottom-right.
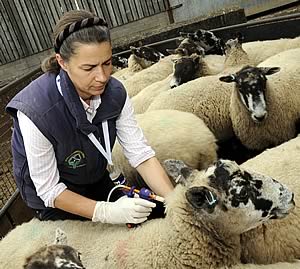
{"left": 0, "top": 0, "right": 169, "bottom": 65}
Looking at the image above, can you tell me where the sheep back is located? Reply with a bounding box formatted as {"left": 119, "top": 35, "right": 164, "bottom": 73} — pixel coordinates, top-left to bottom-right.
{"left": 112, "top": 109, "right": 217, "bottom": 186}
{"left": 147, "top": 75, "right": 234, "bottom": 141}
{"left": 131, "top": 75, "right": 172, "bottom": 114}
{"left": 123, "top": 55, "right": 174, "bottom": 97}
{"left": 243, "top": 36, "right": 300, "bottom": 66}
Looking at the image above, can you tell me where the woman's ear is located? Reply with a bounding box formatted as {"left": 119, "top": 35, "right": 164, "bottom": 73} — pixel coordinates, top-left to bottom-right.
{"left": 55, "top": 54, "right": 68, "bottom": 71}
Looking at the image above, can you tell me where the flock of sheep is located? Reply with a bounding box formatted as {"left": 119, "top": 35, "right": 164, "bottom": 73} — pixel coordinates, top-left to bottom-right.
{"left": 1, "top": 29, "right": 300, "bottom": 268}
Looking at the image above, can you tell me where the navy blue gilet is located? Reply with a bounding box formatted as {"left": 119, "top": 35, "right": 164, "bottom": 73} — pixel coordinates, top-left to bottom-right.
{"left": 6, "top": 69, "right": 127, "bottom": 209}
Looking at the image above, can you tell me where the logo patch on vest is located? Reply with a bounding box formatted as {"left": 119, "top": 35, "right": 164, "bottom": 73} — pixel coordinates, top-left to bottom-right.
{"left": 64, "top": 150, "right": 87, "bottom": 169}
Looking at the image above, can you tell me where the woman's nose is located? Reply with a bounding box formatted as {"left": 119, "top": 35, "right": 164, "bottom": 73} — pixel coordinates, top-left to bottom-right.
{"left": 95, "top": 67, "right": 107, "bottom": 82}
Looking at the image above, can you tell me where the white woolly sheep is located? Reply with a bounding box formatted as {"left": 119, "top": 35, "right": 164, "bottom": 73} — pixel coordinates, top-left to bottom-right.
{"left": 219, "top": 48, "right": 300, "bottom": 150}
{"left": 0, "top": 159, "right": 294, "bottom": 269}
{"left": 238, "top": 135, "right": 300, "bottom": 264}
{"left": 229, "top": 261, "right": 300, "bottom": 269}
{"left": 112, "top": 109, "right": 218, "bottom": 186}
{"left": 243, "top": 36, "right": 300, "bottom": 66}
{"left": 122, "top": 54, "right": 175, "bottom": 97}
{"left": 131, "top": 74, "right": 173, "bottom": 114}
{"left": 147, "top": 75, "right": 233, "bottom": 141}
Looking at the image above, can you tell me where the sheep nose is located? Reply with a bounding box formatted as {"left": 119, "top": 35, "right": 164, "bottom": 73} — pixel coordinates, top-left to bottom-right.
{"left": 253, "top": 114, "right": 266, "bottom": 122}
{"left": 170, "top": 84, "right": 177, "bottom": 89}
{"left": 291, "top": 193, "right": 295, "bottom": 206}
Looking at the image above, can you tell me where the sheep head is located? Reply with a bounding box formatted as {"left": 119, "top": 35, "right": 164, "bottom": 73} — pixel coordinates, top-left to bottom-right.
{"left": 164, "top": 159, "right": 294, "bottom": 235}
{"left": 169, "top": 54, "right": 203, "bottom": 88}
{"left": 23, "top": 228, "right": 85, "bottom": 269}
{"left": 219, "top": 66, "right": 280, "bottom": 123}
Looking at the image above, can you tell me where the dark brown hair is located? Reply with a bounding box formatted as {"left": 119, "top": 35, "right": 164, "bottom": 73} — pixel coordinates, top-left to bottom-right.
{"left": 41, "top": 10, "right": 110, "bottom": 74}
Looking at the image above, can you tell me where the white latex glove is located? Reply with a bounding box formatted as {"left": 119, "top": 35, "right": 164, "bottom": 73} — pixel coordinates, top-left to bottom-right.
{"left": 92, "top": 196, "right": 156, "bottom": 224}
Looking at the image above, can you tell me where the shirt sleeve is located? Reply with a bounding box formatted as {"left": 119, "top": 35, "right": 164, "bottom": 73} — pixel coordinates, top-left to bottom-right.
{"left": 17, "top": 110, "right": 67, "bottom": 208}
{"left": 116, "top": 94, "right": 155, "bottom": 168}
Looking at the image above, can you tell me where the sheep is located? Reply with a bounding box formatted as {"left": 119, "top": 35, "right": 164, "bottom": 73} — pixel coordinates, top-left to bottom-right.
{"left": 112, "top": 46, "right": 158, "bottom": 81}
{"left": 131, "top": 74, "right": 173, "bottom": 114}
{"left": 180, "top": 29, "right": 225, "bottom": 55}
{"left": 243, "top": 36, "right": 300, "bottom": 66}
{"left": 122, "top": 54, "right": 175, "bottom": 97}
{"left": 224, "top": 37, "right": 251, "bottom": 68}
{"left": 229, "top": 261, "right": 300, "bottom": 269}
{"left": 0, "top": 159, "right": 294, "bottom": 269}
{"left": 112, "top": 55, "right": 128, "bottom": 69}
{"left": 238, "top": 135, "right": 300, "bottom": 264}
{"left": 131, "top": 53, "right": 225, "bottom": 114}
{"left": 112, "top": 109, "right": 218, "bottom": 187}
{"left": 129, "top": 45, "right": 165, "bottom": 63}
{"left": 219, "top": 48, "right": 300, "bottom": 151}
{"left": 23, "top": 228, "right": 85, "bottom": 269}
{"left": 169, "top": 53, "right": 225, "bottom": 88}
{"left": 166, "top": 36, "right": 205, "bottom": 56}
{"left": 146, "top": 75, "right": 233, "bottom": 141}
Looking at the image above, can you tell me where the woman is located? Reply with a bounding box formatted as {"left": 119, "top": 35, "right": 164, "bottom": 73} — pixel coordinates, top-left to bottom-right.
{"left": 6, "top": 10, "right": 174, "bottom": 223}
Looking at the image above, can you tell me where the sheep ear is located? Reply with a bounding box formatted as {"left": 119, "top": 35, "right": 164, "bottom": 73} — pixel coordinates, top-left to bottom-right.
{"left": 130, "top": 46, "right": 137, "bottom": 53}
{"left": 219, "top": 74, "right": 236, "bottom": 83}
{"left": 54, "top": 228, "right": 68, "bottom": 245}
{"left": 179, "top": 31, "right": 188, "bottom": 38}
{"left": 163, "top": 159, "right": 193, "bottom": 185}
{"left": 191, "top": 54, "right": 201, "bottom": 62}
{"left": 186, "top": 186, "right": 218, "bottom": 213}
{"left": 259, "top": 67, "right": 280, "bottom": 76}
{"left": 166, "top": 48, "right": 176, "bottom": 55}
{"left": 181, "top": 48, "right": 189, "bottom": 56}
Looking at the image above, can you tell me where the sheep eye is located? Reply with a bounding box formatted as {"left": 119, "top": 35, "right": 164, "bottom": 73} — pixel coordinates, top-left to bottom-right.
{"left": 236, "top": 188, "right": 248, "bottom": 200}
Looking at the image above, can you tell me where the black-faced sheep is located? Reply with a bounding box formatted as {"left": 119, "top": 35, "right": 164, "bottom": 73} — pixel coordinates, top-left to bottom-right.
{"left": 23, "top": 228, "right": 85, "bottom": 269}
{"left": 130, "top": 45, "right": 165, "bottom": 63}
{"left": 112, "top": 109, "right": 218, "bottom": 187}
{"left": 0, "top": 159, "right": 294, "bottom": 269}
{"left": 180, "top": 29, "right": 225, "bottom": 55}
{"left": 169, "top": 53, "right": 225, "bottom": 88}
{"left": 112, "top": 46, "right": 162, "bottom": 81}
{"left": 112, "top": 55, "right": 128, "bottom": 69}
{"left": 166, "top": 36, "right": 205, "bottom": 56}
{"left": 219, "top": 48, "right": 300, "bottom": 151}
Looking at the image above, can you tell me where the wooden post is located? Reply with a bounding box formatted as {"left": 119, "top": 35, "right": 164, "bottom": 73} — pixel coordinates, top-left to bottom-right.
{"left": 164, "top": 0, "right": 174, "bottom": 24}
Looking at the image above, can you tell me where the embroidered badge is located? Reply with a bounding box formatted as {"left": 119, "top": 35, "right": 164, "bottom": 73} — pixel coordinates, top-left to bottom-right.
{"left": 64, "top": 150, "right": 86, "bottom": 169}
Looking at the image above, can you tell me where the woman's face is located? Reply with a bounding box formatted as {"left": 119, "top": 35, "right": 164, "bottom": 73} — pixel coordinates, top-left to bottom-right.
{"left": 57, "top": 41, "right": 113, "bottom": 100}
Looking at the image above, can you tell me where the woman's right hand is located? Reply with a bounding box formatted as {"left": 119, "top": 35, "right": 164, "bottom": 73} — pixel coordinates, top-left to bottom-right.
{"left": 92, "top": 196, "right": 156, "bottom": 224}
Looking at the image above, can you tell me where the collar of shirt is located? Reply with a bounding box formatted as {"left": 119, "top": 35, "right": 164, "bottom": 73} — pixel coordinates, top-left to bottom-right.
{"left": 80, "top": 95, "right": 101, "bottom": 115}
